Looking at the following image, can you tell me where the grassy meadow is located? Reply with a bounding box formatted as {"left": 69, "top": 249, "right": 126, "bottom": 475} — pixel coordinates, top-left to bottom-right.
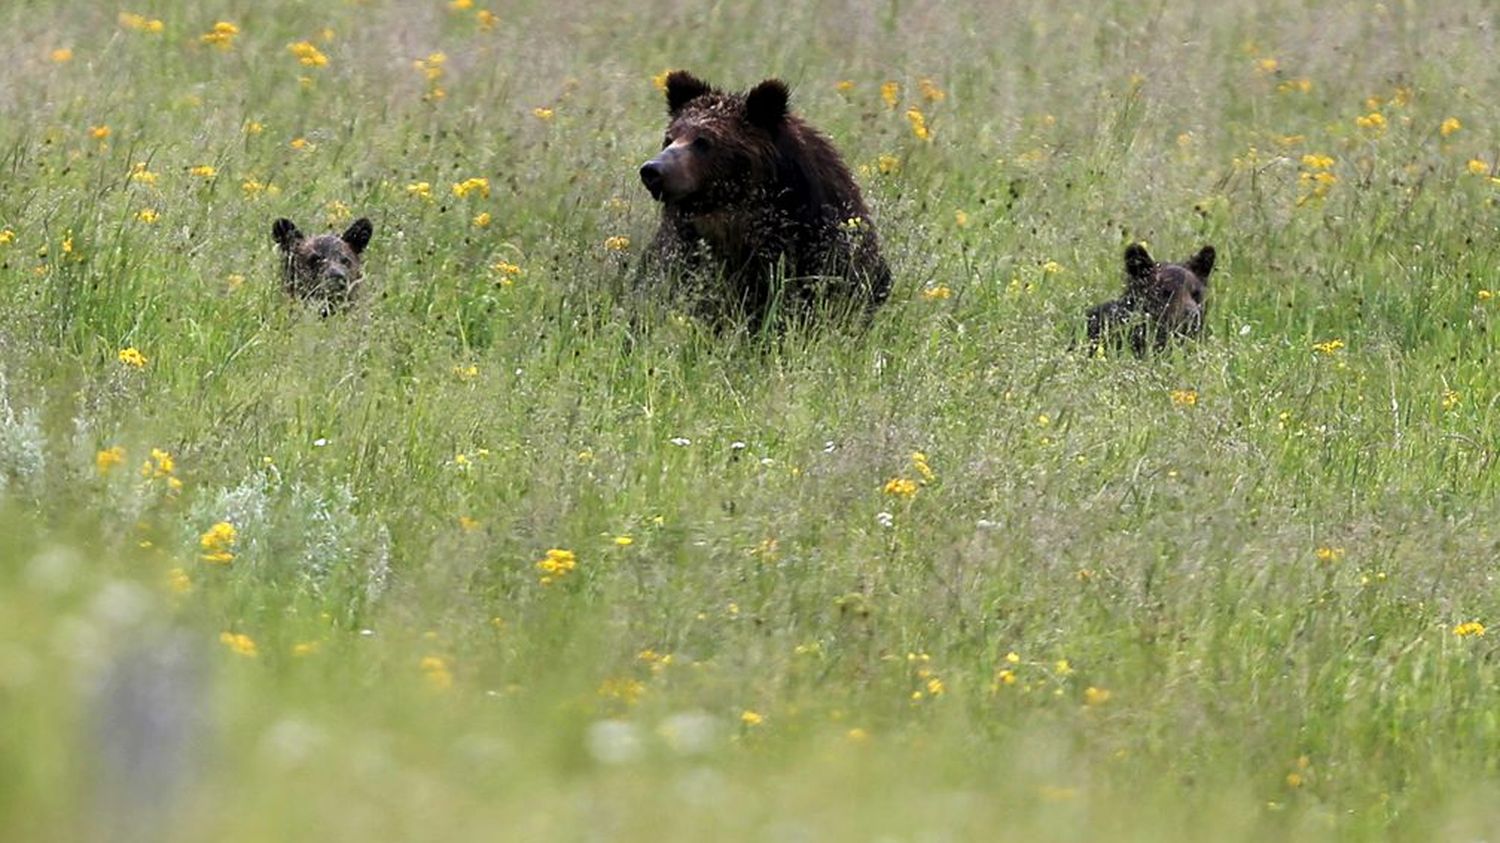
{"left": 3, "top": 0, "right": 1500, "bottom": 839}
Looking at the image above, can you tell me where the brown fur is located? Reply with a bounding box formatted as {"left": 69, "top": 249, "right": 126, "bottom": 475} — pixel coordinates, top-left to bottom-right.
{"left": 271, "top": 218, "right": 373, "bottom": 316}
{"left": 638, "top": 71, "right": 891, "bottom": 331}
{"left": 1086, "top": 243, "right": 1215, "bottom": 355}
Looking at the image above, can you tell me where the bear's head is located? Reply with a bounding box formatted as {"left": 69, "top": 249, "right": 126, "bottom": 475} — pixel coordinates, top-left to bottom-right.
{"left": 271, "top": 217, "right": 373, "bottom": 313}
{"left": 639, "top": 71, "right": 790, "bottom": 210}
{"left": 1122, "top": 242, "right": 1214, "bottom": 342}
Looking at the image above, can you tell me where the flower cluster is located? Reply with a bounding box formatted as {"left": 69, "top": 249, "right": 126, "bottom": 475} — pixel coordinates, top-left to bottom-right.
{"left": 535, "top": 547, "right": 578, "bottom": 585}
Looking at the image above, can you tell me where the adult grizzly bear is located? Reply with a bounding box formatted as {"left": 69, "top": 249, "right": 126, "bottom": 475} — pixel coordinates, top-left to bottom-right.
{"left": 638, "top": 71, "right": 892, "bottom": 332}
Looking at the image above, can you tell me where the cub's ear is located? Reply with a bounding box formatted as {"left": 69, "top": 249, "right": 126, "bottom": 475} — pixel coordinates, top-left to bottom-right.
{"left": 341, "top": 218, "right": 373, "bottom": 254}
{"left": 665, "top": 70, "right": 712, "bottom": 115}
{"left": 272, "top": 218, "right": 302, "bottom": 251}
{"left": 745, "top": 78, "right": 790, "bottom": 130}
{"left": 1186, "top": 245, "right": 1216, "bottom": 281}
{"left": 1124, "top": 243, "right": 1155, "bottom": 280}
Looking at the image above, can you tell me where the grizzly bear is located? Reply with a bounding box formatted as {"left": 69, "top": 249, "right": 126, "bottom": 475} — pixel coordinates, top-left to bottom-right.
{"left": 638, "top": 71, "right": 891, "bottom": 331}
{"left": 270, "top": 217, "right": 373, "bottom": 316}
{"left": 1085, "top": 243, "right": 1215, "bottom": 355}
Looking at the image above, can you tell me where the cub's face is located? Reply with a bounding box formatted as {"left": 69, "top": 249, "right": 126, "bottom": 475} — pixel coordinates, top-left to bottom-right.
{"left": 638, "top": 71, "right": 788, "bottom": 209}
{"left": 271, "top": 218, "right": 372, "bottom": 312}
{"left": 1124, "top": 243, "right": 1214, "bottom": 339}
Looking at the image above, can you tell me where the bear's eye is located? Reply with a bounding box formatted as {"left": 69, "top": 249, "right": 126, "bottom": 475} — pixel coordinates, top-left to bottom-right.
{"left": 692, "top": 135, "right": 712, "bottom": 152}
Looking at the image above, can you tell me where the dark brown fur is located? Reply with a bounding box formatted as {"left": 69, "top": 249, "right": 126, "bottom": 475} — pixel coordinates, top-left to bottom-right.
{"left": 1086, "top": 243, "right": 1215, "bottom": 355}
{"left": 271, "top": 218, "right": 373, "bottom": 316}
{"left": 638, "top": 71, "right": 891, "bottom": 331}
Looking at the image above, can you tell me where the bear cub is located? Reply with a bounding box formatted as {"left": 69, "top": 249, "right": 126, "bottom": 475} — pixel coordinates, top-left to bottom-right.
{"left": 271, "top": 217, "right": 373, "bottom": 316}
{"left": 1086, "top": 243, "right": 1215, "bottom": 355}
{"left": 639, "top": 70, "right": 891, "bottom": 331}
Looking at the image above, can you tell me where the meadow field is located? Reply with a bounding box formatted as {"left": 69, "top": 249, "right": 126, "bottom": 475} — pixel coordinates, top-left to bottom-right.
{"left": 2, "top": 1, "right": 1499, "bottom": 839}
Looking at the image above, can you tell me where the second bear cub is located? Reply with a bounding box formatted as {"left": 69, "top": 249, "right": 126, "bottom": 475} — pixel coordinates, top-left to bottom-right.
{"left": 271, "top": 217, "right": 373, "bottom": 316}
{"left": 1086, "top": 243, "right": 1215, "bottom": 355}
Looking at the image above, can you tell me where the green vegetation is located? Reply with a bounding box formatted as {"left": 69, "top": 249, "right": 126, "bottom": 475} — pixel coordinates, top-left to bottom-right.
{"left": 2, "top": 2, "right": 1498, "bottom": 840}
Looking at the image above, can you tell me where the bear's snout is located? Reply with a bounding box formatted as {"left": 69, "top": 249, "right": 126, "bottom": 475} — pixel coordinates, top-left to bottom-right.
{"left": 639, "top": 160, "right": 666, "bottom": 200}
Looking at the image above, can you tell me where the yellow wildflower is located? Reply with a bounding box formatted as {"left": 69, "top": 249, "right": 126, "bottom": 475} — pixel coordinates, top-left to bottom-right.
{"left": 245, "top": 121, "right": 264, "bottom": 135}
{"left": 740, "top": 710, "right": 764, "bottom": 726}
{"left": 1170, "top": 389, "right": 1199, "bottom": 407}
{"left": 532, "top": 107, "right": 555, "bottom": 121}
{"left": 918, "top": 78, "right": 945, "bottom": 102}
{"left": 1312, "top": 338, "right": 1345, "bottom": 355}
{"left": 834, "top": 79, "right": 855, "bottom": 94}
{"left": 117, "top": 347, "right": 148, "bottom": 368}
{"left": 1442, "top": 390, "right": 1460, "bottom": 412}
{"left": 536, "top": 547, "right": 578, "bottom": 585}
{"left": 921, "top": 285, "right": 951, "bottom": 300}
{"left": 491, "top": 261, "right": 523, "bottom": 281}
{"left": 96, "top": 446, "right": 126, "bottom": 474}
{"left": 449, "top": 0, "right": 474, "bottom": 9}
{"left": 219, "top": 632, "right": 257, "bottom": 657}
{"left": 166, "top": 568, "right": 191, "bottom": 595}
{"left": 954, "top": 209, "right": 969, "bottom": 228}
{"left": 119, "top": 13, "right": 165, "bottom": 33}
{"left": 1440, "top": 117, "right": 1462, "bottom": 137}
{"left": 1300, "top": 153, "right": 1334, "bottom": 170}
{"left": 452, "top": 177, "right": 490, "bottom": 198}
{"left": 188, "top": 164, "right": 217, "bottom": 179}
{"left": 200, "top": 21, "right": 240, "bottom": 49}
{"left": 287, "top": 41, "right": 329, "bottom": 67}
{"left": 1042, "top": 260, "right": 1064, "bottom": 274}
{"left": 458, "top": 515, "right": 480, "bottom": 531}
{"left": 476, "top": 9, "right": 498, "bottom": 30}
{"left": 1315, "top": 546, "right": 1345, "bottom": 564}
{"left": 613, "top": 535, "right": 634, "bottom": 547}
{"left": 420, "top": 655, "right": 454, "bottom": 690}
{"left": 880, "top": 80, "right": 900, "bottom": 109}
{"left": 50, "top": 48, "right": 73, "bottom": 63}
{"left": 472, "top": 211, "right": 492, "bottom": 228}
{"left": 1054, "top": 659, "right": 1073, "bottom": 676}
{"left": 135, "top": 208, "right": 159, "bottom": 224}
{"left": 1454, "top": 621, "right": 1486, "bottom": 638}
{"left": 1285, "top": 772, "right": 1304, "bottom": 789}
{"left": 911, "top": 451, "right": 935, "bottom": 482}
{"left": 199, "top": 521, "right": 237, "bottom": 564}
{"left": 89, "top": 125, "right": 112, "bottom": 140}
{"left": 877, "top": 154, "right": 901, "bottom": 175}
{"left": 1276, "top": 78, "right": 1313, "bottom": 94}
{"left": 1468, "top": 159, "right": 1490, "bottom": 176}
{"left": 603, "top": 235, "right": 630, "bottom": 252}
{"left": 289, "top": 137, "right": 313, "bottom": 151}
{"left": 1084, "top": 686, "right": 1111, "bottom": 706}
{"left": 883, "top": 477, "right": 918, "bottom": 499}
{"left": 1255, "top": 57, "right": 1278, "bottom": 73}
{"left": 1355, "top": 111, "right": 1387, "bottom": 132}
{"left": 407, "top": 181, "right": 432, "bottom": 200}
{"left": 129, "top": 162, "right": 157, "bottom": 185}
{"left": 652, "top": 69, "right": 673, "bottom": 92}
{"left": 906, "top": 108, "right": 933, "bottom": 141}
{"left": 1479, "top": 290, "right": 1494, "bottom": 301}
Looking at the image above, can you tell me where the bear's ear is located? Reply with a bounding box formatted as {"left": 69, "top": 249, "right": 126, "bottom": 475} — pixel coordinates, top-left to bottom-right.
{"left": 1186, "top": 245, "right": 1216, "bottom": 281}
{"left": 1124, "top": 243, "right": 1155, "bottom": 280}
{"left": 272, "top": 218, "right": 303, "bottom": 251}
{"left": 745, "top": 78, "right": 790, "bottom": 130}
{"left": 341, "top": 218, "right": 373, "bottom": 254}
{"left": 665, "top": 71, "right": 712, "bottom": 115}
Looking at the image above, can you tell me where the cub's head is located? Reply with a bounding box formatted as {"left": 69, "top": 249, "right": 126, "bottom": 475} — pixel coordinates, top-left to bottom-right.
{"left": 638, "top": 71, "right": 790, "bottom": 210}
{"left": 271, "top": 217, "right": 373, "bottom": 314}
{"left": 1123, "top": 242, "right": 1215, "bottom": 342}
